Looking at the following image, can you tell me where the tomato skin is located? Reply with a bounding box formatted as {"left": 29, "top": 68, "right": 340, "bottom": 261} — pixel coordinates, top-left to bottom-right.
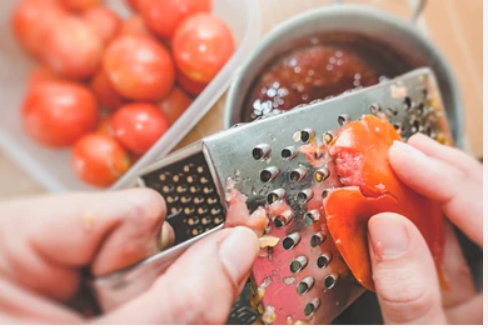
{"left": 324, "top": 115, "right": 444, "bottom": 291}
{"left": 126, "top": 0, "right": 141, "bottom": 11}
{"left": 41, "top": 16, "right": 103, "bottom": 80}
{"left": 11, "top": 0, "right": 66, "bottom": 57}
{"left": 111, "top": 103, "right": 169, "bottom": 154}
{"left": 61, "top": 0, "right": 100, "bottom": 12}
{"left": 72, "top": 133, "right": 130, "bottom": 187}
{"left": 139, "top": 0, "right": 211, "bottom": 39}
{"left": 90, "top": 70, "right": 125, "bottom": 111}
{"left": 96, "top": 115, "right": 114, "bottom": 136}
{"left": 119, "top": 15, "right": 152, "bottom": 37}
{"left": 28, "top": 66, "right": 60, "bottom": 88}
{"left": 158, "top": 87, "right": 192, "bottom": 125}
{"left": 172, "top": 13, "right": 234, "bottom": 83}
{"left": 82, "top": 6, "right": 121, "bottom": 44}
{"left": 103, "top": 35, "right": 175, "bottom": 101}
{"left": 176, "top": 69, "right": 207, "bottom": 96}
{"left": 22, "top": 81, "right": 99, "bottom": 148}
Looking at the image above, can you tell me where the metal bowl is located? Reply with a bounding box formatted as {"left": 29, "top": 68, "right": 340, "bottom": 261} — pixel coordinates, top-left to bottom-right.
{"left": 224, "top": 5, "right": 464, "bottom": 147}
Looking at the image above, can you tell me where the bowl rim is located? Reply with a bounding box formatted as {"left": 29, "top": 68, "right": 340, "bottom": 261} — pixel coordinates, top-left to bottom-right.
{"left": 224, "top": 5, "right": 464, "bottom": 147}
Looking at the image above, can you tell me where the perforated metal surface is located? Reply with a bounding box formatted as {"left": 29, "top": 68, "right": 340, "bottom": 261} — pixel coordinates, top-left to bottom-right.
{"left": 92, "top": 68, "right": 453, "bottom": 324}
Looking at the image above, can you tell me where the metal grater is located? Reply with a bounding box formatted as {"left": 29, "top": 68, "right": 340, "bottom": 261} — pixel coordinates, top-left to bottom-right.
{"left": 91, "top": 68, "right": 453, "bottom": 324}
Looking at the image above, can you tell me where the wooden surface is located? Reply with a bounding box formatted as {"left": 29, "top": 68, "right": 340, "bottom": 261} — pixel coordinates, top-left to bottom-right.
{"left": 0, "top": 0, "right": 482, "bottom": 198}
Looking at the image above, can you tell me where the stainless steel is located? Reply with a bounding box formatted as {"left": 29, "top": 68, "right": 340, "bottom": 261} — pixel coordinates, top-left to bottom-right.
{"left": 91, "top": 68, "right": 453, "bottom": 324}
{"left": 224, "top": 5, "right": 463, "bottom": 148}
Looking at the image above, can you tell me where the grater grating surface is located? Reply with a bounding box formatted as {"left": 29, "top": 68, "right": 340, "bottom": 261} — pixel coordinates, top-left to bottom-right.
{"left": 92, "top": 68, "right": 453, "bottom": 324}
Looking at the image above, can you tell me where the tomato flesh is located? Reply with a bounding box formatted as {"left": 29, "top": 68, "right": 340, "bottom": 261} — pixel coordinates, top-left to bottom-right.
{"left": 324, "top": 115, "right": 444, "bottom": 291}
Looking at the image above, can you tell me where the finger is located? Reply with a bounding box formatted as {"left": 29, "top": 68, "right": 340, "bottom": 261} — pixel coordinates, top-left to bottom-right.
{"left": 160, "top": 221, "right": 175, "bottom": 250}
{"left": 368, "top": 213, "right": 447, "bottom": 324}
{"left": 446, "top": 293, "right": 483, "bottom": 325}
{"left": 441, "top": 223, "right": 475, "bottom": 308}
{"left": 389, "top": 141, "right": 482, "bottom": 246}
{"left": 96, "top": 227, "right": 259, "bottom": 324}
{"left": 408, "top": 133, "right": 482, "bottom": 180}
{"left": 0, "top": 188, "right": 165, "bottom": 300}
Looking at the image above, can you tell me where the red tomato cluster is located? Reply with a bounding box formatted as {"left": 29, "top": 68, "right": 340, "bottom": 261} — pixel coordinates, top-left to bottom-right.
{"left": 11, "top": 0, "right": 235, "bottom": 187}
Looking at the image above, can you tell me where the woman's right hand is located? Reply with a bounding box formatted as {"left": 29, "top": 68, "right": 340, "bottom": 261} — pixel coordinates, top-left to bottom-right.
{"left": 367, "top": 133, "right": 482, "bottom": 325}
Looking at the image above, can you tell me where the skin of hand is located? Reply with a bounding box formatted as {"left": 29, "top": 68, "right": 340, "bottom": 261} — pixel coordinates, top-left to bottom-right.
{"left": 0, "top": 188, "right": 259, "bottom": 324}
{"left": 368, "top": 133, "right": 483, "bottom": 325}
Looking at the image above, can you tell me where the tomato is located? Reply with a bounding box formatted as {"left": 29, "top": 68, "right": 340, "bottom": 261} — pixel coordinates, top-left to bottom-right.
{"left": 119, "top": 15, "right": 152, "bottom": 37}
{"left": 96, "top": 115, "right": 114, "bottom": 136}
{"left": 61, "top": 0, "right": 100, "bottom": 12}
{"left": 138, "top": 0, "right": 211, "bottom": 39}
{"left": 176, "top": 69, "right": 207, "bottom": 96}
{"left": 112, "top": 103, "right": 169, "bottom": 154}
{"left": 28, "top": 66, "right": 60, "bottom": 88}
{"left": 103, "top": 35, "right": 175, "bottom": 101}
{"left": 172, "top": 13, "right": 234, "bottom": 83}
{"left": 323, "top": 115, "right": 444, "bottom": 291}
{"left": 11, "top": 0, "right": 66, "bottom": 57}
{"left": 82, "top": 6, "right": 121, "bottom": 44}
{"left": 126, "top": 0, "right": 140, "bottom": 11}
{"left": 41, "top": 16, "right": 103, "bottom": 80}
{"left": 158, "top": 87, "right": 192, "bottom": 125}
{"left": 22, "top": 81, "right": 99, "bottom": 147}
{"left": 90, "top": 70, "right": 125, "bottom": 111}
{"left": 72, "top": 133, "right": 130, "bottom": 187}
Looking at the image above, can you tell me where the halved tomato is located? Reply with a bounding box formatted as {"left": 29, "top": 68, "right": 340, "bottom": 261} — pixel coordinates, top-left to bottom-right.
{"left": 324, "top": 115, "right": 444, "bottom": 291}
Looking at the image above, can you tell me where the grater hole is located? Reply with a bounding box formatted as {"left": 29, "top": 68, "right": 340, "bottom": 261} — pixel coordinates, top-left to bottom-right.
{"left": 297, "top": 189, "right": 313, "bottom": 204}
{"left": 274, "top": 213, "right": 291, "bottom": 228}
{"left": 393, "top": 123, "right": 403, "bottom": 133}
{"left": 172, "top": 175, "right": 180, "bottom": 183}
{"left": 304, "top": 298, "right": 320, "bottom": 316}
{"left": 189, "top": 186, "right": 200, "bottom": 193}
{"left": 417, "top": 103, "right": 425, "bottom": 115}
{"left": 162, "top": 185, "right": 174, "bottom": 193}
{"left": 166, "top": 195, "right": 178, "bottom": 204}
{"left": 322, "top": 189, "right": 330, "bottom": 199}
{"left": 207, "top": 197, "right": 218, "bottom": 205}
{"left": 197, "top": 207, "right": 208, "bottom": 215}
{"left": 252, "top": 144, "right": 271, "bottom": 160}
{"left": 197, "top": 166, "right": 204, "bottom": 174}
{"left": 214, "top": 216, "right": 223, "bottom": 224}
{"left": 200, "top": 176, "right": 209, "bottom": 184}
{"left": 386, "top": 107, "right": 397, "bottom": 117}
{"left": 304, "top": 210, "right": 320, "bottom": 225}
{"left": 338, "top": 114, "right": 351, "bottom": 126}
{"left": 260, "top": 166, "right": 279, "bottom": 183}
{"left": 281, "top": 147, "right": 297, "bottom": 160}
{"left": 300, "top": 129, "right": 315, "bottom": 143}
{"left": 317, "top": 252, "right": 333, "bottom": 268}
{"left": 290, "top": 255, "right": 308, "bottom": 273}
{"left": 296, "top": 277, "right": 315, "bottom": 295}
{"left": 210, "top": 208, "right": 221, "bottom": 215}
{"left": 193, "top": 196, "right": 204, "bottom": 204}
{"left": 283, "top": 232, "right": 300, "bottom": 250}
{"left": 181, "top": 195, "right": 191, "bottom": 204}
{"left": 289, "top": 168, "right": 306, "bottom": 182}
{"left": 267, "top": 189, "right": 285, "bottom": 204}
{"left": 176, "top": 185, "right": 187, "bottom": 193}
{"left": 323, "top": 131, "right": 334, "bottom": 144}
{"left": 201, "top": 217, "right": 210, "bottom": 225}
{"left": 310, "top": 232, "right": 326, "bottom": 247}
{"left": 411, "top": 120, "right": 420, "bottom": 133}
{"left": 403, "top": 96, "right": 412, "bottom": 110}
{"left": 183, "top": 206, "right": 195, "bottom": 215}
{"left": 183, "top": 165, "right": 191, "bottom": 173}
{"left": 203, "top": 186, "right": 214, "bottom": 194}
{"left": 314, "top": 168, "right": 329, "bottom": 182}
{"left": 369, "top": 104, "right": 380, "bottom": 115}
{"left": 324, "top": 274, "right": 337, "bottom": 289}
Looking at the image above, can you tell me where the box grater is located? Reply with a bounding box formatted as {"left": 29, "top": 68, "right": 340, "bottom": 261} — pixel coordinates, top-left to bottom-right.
{"left": 91, "top": 68, "right": 453, "bottom": 324}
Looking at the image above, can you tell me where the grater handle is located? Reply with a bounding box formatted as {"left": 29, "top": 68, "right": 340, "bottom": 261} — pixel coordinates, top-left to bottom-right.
{"left": 91, "top": 224, "right": 224, "bottom": 312}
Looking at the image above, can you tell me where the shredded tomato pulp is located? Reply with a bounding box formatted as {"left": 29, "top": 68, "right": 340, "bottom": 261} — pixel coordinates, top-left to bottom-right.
{"left": 324, "top": 115, "right": 445, "bottom": 291}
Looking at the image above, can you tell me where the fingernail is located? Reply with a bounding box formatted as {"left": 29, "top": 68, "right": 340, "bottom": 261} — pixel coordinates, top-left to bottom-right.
{"left": 160, "top": 222, "right": 174, "bottom": 250}
{"left": 219, "top": 227, "right": 259, "bottom": 282}
{"left": 369, "top": 215, "right": 409, "bottom": 260}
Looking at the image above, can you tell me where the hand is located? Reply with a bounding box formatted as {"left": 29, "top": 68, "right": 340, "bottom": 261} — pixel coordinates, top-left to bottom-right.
{"left": 0, "top": 189, "right": 258, "bottom": 324}
{"left": 368, "top": 133, "right": 482, "bottom": 325}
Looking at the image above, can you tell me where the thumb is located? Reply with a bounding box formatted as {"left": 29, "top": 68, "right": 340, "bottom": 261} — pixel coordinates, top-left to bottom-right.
{"left": 368, "top": 213, "right": 447, "bottom": 325}
{"left": 94, "top": 227, "right": 259, "bottom": 324}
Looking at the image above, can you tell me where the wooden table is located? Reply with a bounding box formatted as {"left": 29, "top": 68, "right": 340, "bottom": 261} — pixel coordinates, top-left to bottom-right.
{"left": 0, "top": 0, "right": 482, "bottom": 198}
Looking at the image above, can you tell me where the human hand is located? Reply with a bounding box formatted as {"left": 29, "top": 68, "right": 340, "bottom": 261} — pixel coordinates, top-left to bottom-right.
{"left": 368, "top": 133, "right": 482, "bottom": 325}
{"left": 0, "top": 189, "right": 258, "bottom": 324}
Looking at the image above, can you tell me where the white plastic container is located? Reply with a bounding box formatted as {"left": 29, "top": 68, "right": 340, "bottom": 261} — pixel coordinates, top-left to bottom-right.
{"left": 0, "top": 0, "right": 261, "bottom": 191}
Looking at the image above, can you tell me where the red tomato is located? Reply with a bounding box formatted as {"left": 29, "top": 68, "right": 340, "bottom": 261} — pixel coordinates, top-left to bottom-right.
{"left": 90, "top": 70, "right": 125, "bottom": 111}
{"left": 61, "top": 0, "right": 100, "bottom": 12}
{"left": 28, "top": 66, "right": 60, "bottom": 88}
{"left": 176, "top": 69, "right": 207, "bottom": 96}
{"left": 126, "top": 0, "right": 141, "bottom": 11}
{"left": 82, "top": 6, "right": 121, "bottom": 44}
{"left": 11, "top": 0, "right": 66, "bottom": 57}
{"left": 22, "top": 81, "right": 99, "bottom": 147}
{"left": 324, "top": 115, "right": 444, "bottom": 291}
{"left": 96, "top": 115, "right": 114, "bottom": 136}
{"left": 112, "top": 103, "right": 169, "bottom": 154}
{"left": 172, "top": 13, "right": 234, "bottom": 83}
{"left": 158, "top": 87, "right": 192, "bottom": 125}
{"left": 119, "top": 15, "right": 152, "bottom": 37}
{"left": 72, "top": 133, "right": 130, "bottom": 187}
{"left": 139, "top": 0, "right": 211, "bottom": 39}
{"left": 103, "top": 35, "right": 175, "bottom": 101}
{"left": 41, "top": 16, "right": 103, "bottom": 80}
